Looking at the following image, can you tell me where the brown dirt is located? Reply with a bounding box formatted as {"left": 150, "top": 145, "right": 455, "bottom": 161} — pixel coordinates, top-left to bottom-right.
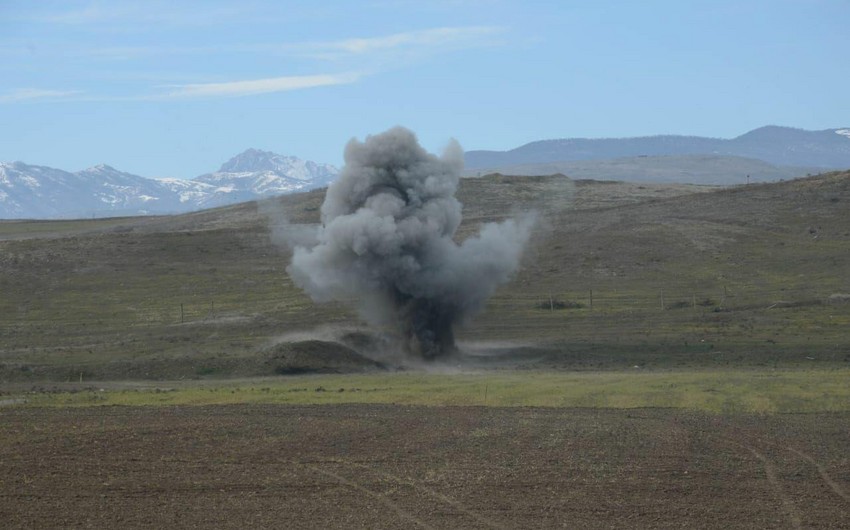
{"left": 2, "top": 405, "right": 848, "bottom": 528}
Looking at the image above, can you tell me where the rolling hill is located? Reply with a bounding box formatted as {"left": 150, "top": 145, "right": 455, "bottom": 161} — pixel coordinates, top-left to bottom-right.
{"left": 0, "top": 170, "right": 848, "bottom": 380}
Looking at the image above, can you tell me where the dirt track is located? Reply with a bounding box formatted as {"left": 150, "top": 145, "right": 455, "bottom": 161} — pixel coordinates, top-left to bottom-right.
{"left": 2, "top": 405, "right": 848, "bottom": 528}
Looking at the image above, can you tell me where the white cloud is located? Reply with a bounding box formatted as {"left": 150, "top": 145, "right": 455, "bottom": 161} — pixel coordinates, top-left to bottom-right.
{"left": 159, "top": 72, "right": 361, "bottom": 99}
{"left": 22, "top": 26, "right": 506, "bottom": 61}
{"left": 287, "top": 26, "right": 505, "bottom": 60}
{"left": 0, "top": 88, "right": 81, "bottom": 103}
{"left": 0, "top": 25, "right": 503, "bottom": 102}
{"left": 0, "top": 74, "right": 361, "bottom": 104}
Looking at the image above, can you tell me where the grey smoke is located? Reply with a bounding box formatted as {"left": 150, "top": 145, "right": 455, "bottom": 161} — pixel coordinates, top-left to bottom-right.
{"left": 287, "top": 127, "right": 534, "bottom": 360}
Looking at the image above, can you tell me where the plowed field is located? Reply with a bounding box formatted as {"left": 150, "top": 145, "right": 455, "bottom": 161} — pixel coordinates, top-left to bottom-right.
{"left": 2, "top": 405, "right": 848, "bottom": 528}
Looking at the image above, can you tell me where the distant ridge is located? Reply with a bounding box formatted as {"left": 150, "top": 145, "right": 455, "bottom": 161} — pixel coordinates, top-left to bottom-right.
{"left": 465, "top": 126, "right": 850, "bottom": 170}
{"left": 462, "top": 154, "right": 826, "bottom": 186}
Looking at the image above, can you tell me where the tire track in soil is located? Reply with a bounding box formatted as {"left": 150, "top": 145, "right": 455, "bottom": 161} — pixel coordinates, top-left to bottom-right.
{"left": 307, "top": 464, "right": 436, "bottom": 530}
{"left": 783, "top": 446, "right": 850, "bottom": 503}
{"left": 743, "top": 433, "right": 850, "bottom": 505}
{"left": 349, "top": 463, "right": 507, "bottom": 530}
{"left": 725, "top": 439, "right": 803, "bottom": 530}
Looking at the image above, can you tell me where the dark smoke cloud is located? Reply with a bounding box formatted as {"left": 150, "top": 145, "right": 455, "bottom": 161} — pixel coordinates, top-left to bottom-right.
{"left": 287, "top": 127, "right": 534, "bottom": 360}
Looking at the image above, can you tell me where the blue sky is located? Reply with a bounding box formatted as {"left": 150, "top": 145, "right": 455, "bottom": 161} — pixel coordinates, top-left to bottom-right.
{"left": 1, "top": 0, "right": 848, "bottom": 178}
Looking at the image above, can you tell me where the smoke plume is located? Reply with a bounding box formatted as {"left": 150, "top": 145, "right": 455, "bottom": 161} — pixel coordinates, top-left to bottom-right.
{"left": 287, "top": 127, "right": 534, "bottom": 360}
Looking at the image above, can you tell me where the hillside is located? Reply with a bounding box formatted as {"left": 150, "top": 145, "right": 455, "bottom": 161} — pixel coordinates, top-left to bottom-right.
{"left": 0, "top": 171, "right": 848, "bottom": 380}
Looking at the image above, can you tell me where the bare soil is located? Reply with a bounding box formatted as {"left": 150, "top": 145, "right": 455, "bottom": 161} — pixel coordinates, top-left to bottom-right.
{"left": 2, "top": 404, "right": 848, "bottom": 528}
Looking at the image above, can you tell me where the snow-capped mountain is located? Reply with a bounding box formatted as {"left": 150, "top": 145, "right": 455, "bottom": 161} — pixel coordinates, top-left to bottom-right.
{"left": 195, "top": 149, "right": 338, "bottom": 199}
{"left": 0, "top": 150, "right": 339, "bottom": 219}
{"left": 217, "top": 148, "right": 338, "bottom": 183}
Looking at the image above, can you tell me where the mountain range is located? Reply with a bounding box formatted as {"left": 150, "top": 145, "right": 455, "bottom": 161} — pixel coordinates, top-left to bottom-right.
{"left": 4, "top": 126, "right": 850, "bottom": 219}
{"left": 0, "top": 149, "right": 338, "bottom": 219}
{"left": 465, "top": 126, "right": 850, "bottom": 173}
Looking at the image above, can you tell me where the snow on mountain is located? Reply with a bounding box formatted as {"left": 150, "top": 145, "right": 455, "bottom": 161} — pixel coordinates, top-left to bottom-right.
{"left": 218, "top": 148, "right": 337, "bottom": 183}
{"left": 195, "top": 149, "right": 338, "bottom": 197}
{"left": 6, "top": 126, "right": 845, "bottom": 220}
{"left": 0, "top": 150, "right": 339, "bottom": 219}
{"left": 154, "top": 177, "right": 217, "bottom": 205}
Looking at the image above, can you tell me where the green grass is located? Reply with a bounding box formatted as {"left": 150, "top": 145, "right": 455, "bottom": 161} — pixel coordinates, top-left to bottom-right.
{"left": 14, "top": 369, "right": 850, "bottom": 414}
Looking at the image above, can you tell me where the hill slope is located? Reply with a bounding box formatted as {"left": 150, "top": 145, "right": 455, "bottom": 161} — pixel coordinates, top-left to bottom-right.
{"left": 0, "top": 171, "right": 848, "bottom": 380}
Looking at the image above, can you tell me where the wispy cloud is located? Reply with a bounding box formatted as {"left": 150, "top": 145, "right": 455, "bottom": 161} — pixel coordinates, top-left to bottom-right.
{"left": 0, "top": 74, "right": 361, "bottom": 104}
{"left": 158, "top": 72, "right": 362, "bottom": 99}
{"left": 6, "top": 26, "right": 507, "bottom": 62}
{"left": 0, "top": 25, "right": 504, "bottom": 103}
{"left": 0, "top": 88, "right": 82, "bottom": 103}
{"left": 286, "top": 26, "right": 505, "bottom": 60}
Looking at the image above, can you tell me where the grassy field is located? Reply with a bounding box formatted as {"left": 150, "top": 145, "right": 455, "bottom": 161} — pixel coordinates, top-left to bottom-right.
{"left": 10, "top": 368, "right": 850, "bottom": 414}
{"left": 1, "top": 171, "right": 848, "bottom": 380}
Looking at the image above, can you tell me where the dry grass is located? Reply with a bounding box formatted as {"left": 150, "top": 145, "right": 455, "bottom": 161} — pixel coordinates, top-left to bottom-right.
{"left": 1, "top": 170, "right": 848, "bottom": 381}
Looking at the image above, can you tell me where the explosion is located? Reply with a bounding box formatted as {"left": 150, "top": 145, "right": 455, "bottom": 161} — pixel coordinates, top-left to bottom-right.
{"left": 287, "top": 127, "right": 533, "bottom": 360}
